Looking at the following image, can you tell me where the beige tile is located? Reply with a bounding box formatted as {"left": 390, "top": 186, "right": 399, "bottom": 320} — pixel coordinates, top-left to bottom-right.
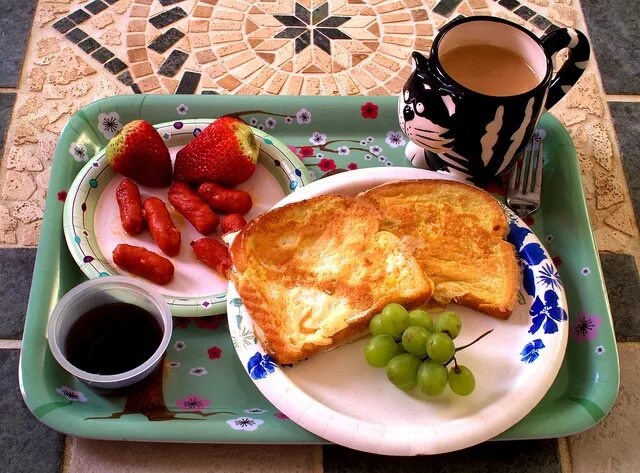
{"left": 568, "top": 343, "right": 640, "bottom": 473}
{"left": 127, "top": 19, "right": 147, "bottom": 32}
{"left": 127, "top": 47, "right": 148, "bottom": 63}
{"left": 193, "top": 5, "right": 213, "bottom": 18}
{"left": 68, "top": 438, "right": 323, "bottom": 473}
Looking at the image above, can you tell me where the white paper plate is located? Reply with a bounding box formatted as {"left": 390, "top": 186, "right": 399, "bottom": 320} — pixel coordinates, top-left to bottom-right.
{"left": 63, "top": 119, "right": 312, "bottom": 317}
{"left": 227, "top": 167, "right": 568, "bottom": 455}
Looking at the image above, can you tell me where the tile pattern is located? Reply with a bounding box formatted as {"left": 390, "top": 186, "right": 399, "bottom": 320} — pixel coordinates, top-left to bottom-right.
{"left": 0, "top": 350, "right": 65, "bottom": 473}
{"left": 0, "top": 248, "right": 38, "bottom": 339}
{"left": 324, "top": 440, "right": 562, "bottom": 472}
{"left": 0, "top": 0, "right": 37, "bottom": 87}
{"left": 580, "top": 0, "right": 640, "bottom": 95}
{"left": 599, "top": 252, "right": 640, "bottom": 342}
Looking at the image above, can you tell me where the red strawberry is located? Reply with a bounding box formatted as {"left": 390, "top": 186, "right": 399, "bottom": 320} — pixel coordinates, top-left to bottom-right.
{"left": 173, "top": 116, "right": 259, "bottom": 186}
{"left": 106, "top": 120, "right": 172, "bottom": 187}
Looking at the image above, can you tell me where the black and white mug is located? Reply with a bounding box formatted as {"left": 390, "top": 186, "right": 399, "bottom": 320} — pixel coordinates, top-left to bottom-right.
{"left": 399, "top": 16, "right": 590, "bottom": 187}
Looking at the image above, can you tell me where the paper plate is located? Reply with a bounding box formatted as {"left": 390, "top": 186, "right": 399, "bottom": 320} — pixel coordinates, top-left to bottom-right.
{"left": 63, "top": 119, "right": 312, "bottom": 317}
{"left": 227, "top": 167, "right": 568, "bottom": 455}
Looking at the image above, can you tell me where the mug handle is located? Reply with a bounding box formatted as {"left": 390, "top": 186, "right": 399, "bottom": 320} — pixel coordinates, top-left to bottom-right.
{"left": 540, "top": 28, "right": 590, "bottom": 110}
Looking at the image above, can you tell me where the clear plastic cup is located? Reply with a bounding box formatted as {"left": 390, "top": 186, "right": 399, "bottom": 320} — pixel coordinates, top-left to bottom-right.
{"left": 47, "top": 276, "right": 173, "bottom": 390}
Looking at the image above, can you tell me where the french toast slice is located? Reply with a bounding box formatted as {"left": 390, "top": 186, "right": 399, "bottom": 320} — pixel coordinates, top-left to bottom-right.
{"left": 229, "top": 194, "right": 434, "bottom": 365}
{"left": 358, "top": 180, "right": 520, "bottom": 319}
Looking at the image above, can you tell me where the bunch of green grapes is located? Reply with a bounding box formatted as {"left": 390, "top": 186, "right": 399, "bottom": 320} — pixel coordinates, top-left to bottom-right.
{"left": 364, "top": 303, "right": 486, "bottom": 397}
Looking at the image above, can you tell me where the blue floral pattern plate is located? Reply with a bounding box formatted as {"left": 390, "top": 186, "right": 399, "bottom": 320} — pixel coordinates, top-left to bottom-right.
{"left": 63, "top": 119, "right": 312, "bottom": 317}
{"left": 227, "top": 167, "right": 569, "bottom": 455}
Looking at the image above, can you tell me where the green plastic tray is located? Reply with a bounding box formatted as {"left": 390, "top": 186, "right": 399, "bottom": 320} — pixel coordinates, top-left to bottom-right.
{"left": 20, "top": 95, "right": 619, "bottom": 443}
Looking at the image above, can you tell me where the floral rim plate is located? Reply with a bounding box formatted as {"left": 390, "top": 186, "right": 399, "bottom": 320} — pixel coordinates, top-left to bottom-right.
{"left": 227, "top": 167, "right": 569, "bottom": 455}
{"left": 63, "top": 119, "right": 312, "bottom": 317}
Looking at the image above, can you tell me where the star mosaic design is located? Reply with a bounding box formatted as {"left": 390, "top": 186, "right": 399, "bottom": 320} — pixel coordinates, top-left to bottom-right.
{"left": 274, "top": 2, "right": 350, "bottom": 55}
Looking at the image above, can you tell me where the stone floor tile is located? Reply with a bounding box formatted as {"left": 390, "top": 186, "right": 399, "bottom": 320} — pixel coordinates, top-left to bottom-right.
{"left": 0, "top": 93, "right": 16, "bottom": 158}
{"left": 324, "top": 440, "right": 561, "bottom": 472}
{"left": 69, "top": 438, "right": 322, "bottom": 472}
{"left": 0, "top": 350, "right": 65, "bottom": 473}
{"left": 609, "top": 102, "right": 640, "bottom": 225}
{"left": 0, "top": 248, "right": 37, "bottom": 339}
{"left": 568, "top": 343, "right": 638, "bottom": 472}
{"left": 580, "top": 0, "right": 640, "bottom": 94}
{"left": 0, "top": 0, "right": 37, "bottom": 87}
{"left": 599, "top": 252, "right": 640, "bottom": 342}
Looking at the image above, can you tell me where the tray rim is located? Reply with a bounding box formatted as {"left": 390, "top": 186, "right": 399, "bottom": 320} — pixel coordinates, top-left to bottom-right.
{"left": 19, "top": 94, "right": 620, "bottom": 443}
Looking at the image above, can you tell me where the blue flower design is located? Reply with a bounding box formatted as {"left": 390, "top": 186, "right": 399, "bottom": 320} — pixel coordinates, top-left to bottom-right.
{"left": 529, "top": 290, "right": 567, "bottom": 335}
{"left": 538, "top": 263, "right": 561, "bottom": 290}
{"left": 521, "top": 339, "right": 545, "bottom": 363}
{"left": 508, "top": 221, "right": 531, "bottom": 250}
{"left": 521, "top": 243, "right": 545, "bottom": 266}
{"left": 247, "top": 352, "right": 276, "bottom": 380}
{"left": 523, "top": 265, "right": 535, "bottom": 297}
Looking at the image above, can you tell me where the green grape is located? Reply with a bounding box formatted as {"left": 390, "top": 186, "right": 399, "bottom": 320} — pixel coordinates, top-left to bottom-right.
{"left": 380, "top": 303, "right": 410, "bottom": 338}
{"left": 369, "top": 313, "right": 385, "bottom": 336}
{"left": 434, "top": 311, "right": 462, "bottom": 339}
{"left": 386, "top": 353, "right": 421, "bottom": 390}
{"left": 448, "top": 365, "right": 476, "bottom": 396}
{"left": 426, "top": 332, "right": 455, "bottom": 363}
{"left": 417, "top": 360, "right": 448, "bottom": 396}
{"left": 364, "top": 335, "right": 401, "bottom": 368}
{"left": 409, "top": 309, "right": 434, "bottom": 332}
{"left": 401, "top": 326, "right": 430, "bottom": 356}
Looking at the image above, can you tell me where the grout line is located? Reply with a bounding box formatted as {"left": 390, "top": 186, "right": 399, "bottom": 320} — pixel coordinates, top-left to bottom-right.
{"left": 0, "top": 339, "right": 22, "bottom": 349}
{"left": 61, "top": 436, "right": 73, "bottom": 473}
{"left": 606, "top": 95, "right": 640, "bottom": 103}
{"left": 558, "top": 437, "right": 573, "bottom": 473}
{"left": 0, "top": 87, "right": 18, "bottom": 94}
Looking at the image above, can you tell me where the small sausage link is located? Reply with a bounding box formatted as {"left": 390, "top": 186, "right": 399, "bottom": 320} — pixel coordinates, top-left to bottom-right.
{"left": 168, "top": 182, "right": 219, "bottom": 235}
{"left": 115, "top": 178, "right": 144, "bottom": 235}
{"left": 220, "top": 214, "right": 247, "bottom": 234}
{"left": 191, "top": 238, "right": 232, "bottom": 277}
{"left": 197, "top": 182, "right": 253, "bottom": 215}
{"left": 113, "top": 244, "right": 174, "bottom": 285}
{"left": 143, "top": 197, "right": 181, "bottom": 256}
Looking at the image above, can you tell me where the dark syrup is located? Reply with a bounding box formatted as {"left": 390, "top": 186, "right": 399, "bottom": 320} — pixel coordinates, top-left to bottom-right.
{"left": 65, "top": 302, "right": 163, "bottom": 376}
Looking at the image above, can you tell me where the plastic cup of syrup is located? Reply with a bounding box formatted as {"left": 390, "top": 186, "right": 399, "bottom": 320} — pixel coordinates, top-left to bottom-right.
{"left": 47, "top": 276, "right": 173, "bottom": 391}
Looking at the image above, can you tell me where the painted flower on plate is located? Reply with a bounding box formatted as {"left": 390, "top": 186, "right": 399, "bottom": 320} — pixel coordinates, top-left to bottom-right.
{"left": 247, "top": 352, "right": 277, "bottom": 380}
{"left": 299, "top": 146, "right": 314, "bottom": 158}
{"left": 508, "top": 221, "right": 532, "bottom": 250}
{"left": 189, "top": 367, "right": 208, "bottom": 376}
{"left": 385, "top": 161, "right": 393, "bottom": 166}
{"left": 520, "top": 339, "right": 545, "bottom": 363}
{"left": 265, "top": 117, "right": 276, "bottom": 129}
{"left": 296, "top": 108, "right": 312, "bottom": 124}
{"left": 361, "top": 102, "right": 379, "bottom": 119}
{"left": 529, "top": 290, "right": 567, "bottom": 335}
{"left": 56, "top": 386, "right": 87, "bottom": 402}
{"left": 385, "top": 130, "right": 406, "bottom": 148}
{"left": 97, "top": 112, "right": 122, "bottom": 139}
{"left": 57, "top": 191, "right": 67, "bottom": 202}
{"left": 207, "top": 346, "right": 222, "bottom": 360}
{"left": 249, "top": 117, "right": 259, "bottom": 126}
{"left": 538, "top": 263, "right": 562, "bottom": 290}
{"left": 244, "top": 408, "right": 267, "bottom": 414}
{"left": 174, "top": 341, "right": 186, "bottom": 351}
{"left": 523, "top": 265, "right": 535, "bottom": 297}
{"left": 580, "top": 267, "right": 591, "bottom": 276}
{"left": 369, "top": 145, "right": 382, "bottom": 155}
{"left": 366, "top": 136, "right": 374, "bottom": 143}
{"left": 595, "top": 345, "right": 606, "bottom": 355}
{"left": 348, "top": 163, "right": 358, "bottom": 170}
{"left": 337, "top": 146, "right": 350, "bottom": 155}
{"left": 285, "top": 116, "right": 293, "bottom": 124}
{"left": 226, "top": 417, "right": 264, "bottom": 431}
{"left": 316, "top": 152, "right": 324, "bottom": 159}
{"left": 360, "top": 139, "right": 367, "bottom": 145}
{"left": 176, "top": 104, "right": 188, "bottom": 115}
{"left": 364, "top": 154, "right": 372, "bottom": 161}
{"left": 167, "top": 361, "right": 180, "bottom": 368}
{"left": 309, "top": 131, "right": 327, "bottom": 145}
{"left": 176, "top": 394, "right": 211, "bottom": 409}
{"left": 195, "top": 315, "right": 224, "bottom": 330}
{"left": 377, "top": 155, "right": 386, "bottom": 163}
{"left": 570, "top": 313, "right": 602, "bottom": 342}
{"left": 318, "top": 158, "right": 336, "bottom": 172}
{"left": 69, "top": 143, "right": 88, "bottom": 162}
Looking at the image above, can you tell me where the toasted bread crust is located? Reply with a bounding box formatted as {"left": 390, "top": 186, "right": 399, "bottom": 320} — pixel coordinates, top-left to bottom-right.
{"left": 358, "top": 179, "right": 519, "bottom": 319}
{"left": 229, "top": 194, "right": 434, "bottom": 365}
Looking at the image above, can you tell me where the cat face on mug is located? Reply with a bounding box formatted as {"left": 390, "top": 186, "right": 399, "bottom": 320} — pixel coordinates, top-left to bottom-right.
{"left": 399, "top": 73, "right": 458, "bottom": 155}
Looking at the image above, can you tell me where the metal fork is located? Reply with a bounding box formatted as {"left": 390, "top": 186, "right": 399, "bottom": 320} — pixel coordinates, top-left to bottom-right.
{"left": 507, "top": 134, "right": 544, "bottom": 219}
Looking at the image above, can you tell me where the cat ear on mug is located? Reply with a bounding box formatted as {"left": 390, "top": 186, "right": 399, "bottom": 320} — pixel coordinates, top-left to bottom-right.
{"left": 412, "top": 51, "right": 430, "bottom": 72}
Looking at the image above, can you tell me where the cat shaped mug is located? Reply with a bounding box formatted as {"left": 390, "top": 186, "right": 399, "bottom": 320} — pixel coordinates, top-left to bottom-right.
{"left": 399, "top": 16, "right": 590, "bottom": 187}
